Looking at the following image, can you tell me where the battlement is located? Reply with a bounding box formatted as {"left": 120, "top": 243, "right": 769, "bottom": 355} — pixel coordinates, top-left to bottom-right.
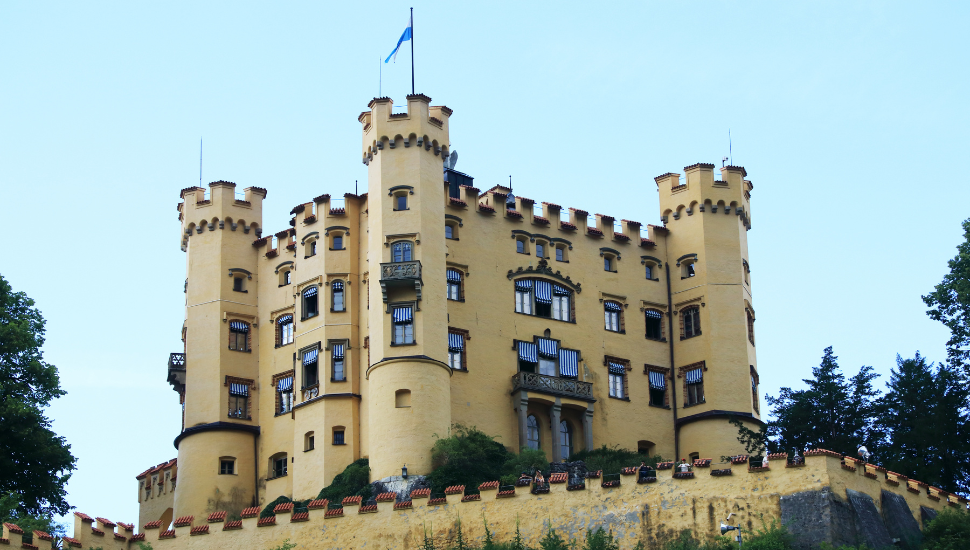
{"left": 178, "top": 181, "right": 265, "bottom": 250}
{"left": 74, "top": 453, "right": 956, "bottom": 550}
{"left": 655, "top": 163, "right": 753, "bottom": 228}
{"left": 360, "top": 95, "right": 452, "bottom": 165}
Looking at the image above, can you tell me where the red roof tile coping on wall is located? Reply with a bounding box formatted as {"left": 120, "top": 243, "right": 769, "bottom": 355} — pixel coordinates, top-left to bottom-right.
{"left": 620, "top": 467, "right": 636, "bottom": 475}
{"left": 638, "top": 237, "right": 655, "bottom": 247}
{"left": 62, "top": 537, "right": 81, "bottom": 548}
{"left": 519, "top": 197, "right": 535, "bottom": 205}
{"left": 341, "top": 496, "right": 362, "bottom": 506}
{"left": 324, "top": 508, "right": 344, "bottom": 519}
{"left": 767, "top": 453, "right": 788, "bottom": 460}
{"left": 130, "top": 534, "right": 146, "bottom": 542}
{"left": 561, "top": 221, "right": 577, "bottom": 230}
{"left": 542, "top": 202, "right": 562, "bottom": 210}
{"left": 596, "top": 214, "right": 614, "bottom": 222}
{"left": 114, "top": 533, "right": 128, "bottom": 541}
{"left": 143, "top": 521, "right": 161, "bottom": 529}
{"left": 290, "top": 204, "right": 306, "bottom": 214}
{"left": 478, "top": 203, "right": 495, "bottom": 214}
{"left": 73, "top": 513, "right": 94, "bottom": 523}
{"left": 648, "top": 224, "right": 668, "bottom": 233}
{"left": 428, "top": 497, "right": 447, "bottom": 505}
{"left": 549, "top": 472, "right": 568, "bottom": 483}
{"left": 443, "top": 485, "right": 465, "bottom": 495}
{"left": 375, "top": 492, "right": 396, "bottom": 502}
{"left": 117, "top": 522, "right": 134, "bottom": 531}
{"left": 250, "top": 187, "right": 268, "bottom": 197}
{"left": 406, "top": 93, "right": 433, "bottom": 103}
{"left": 438, "top": 106, "right": 454, "bottom": 116}
{"left": 344, "top": 192, "right": 365, "bottom": 201}
{"left": 240, "top": 506, "right": 260, "bottom": 519}
{"left": 222, "top": 521, "right": 242, "bottom": 531}
{"left": 460, "top": 184, "right": 480, "bottom": 194}
{"left": 307, "top": 499, "right": 328, "bottom": 510}
{"left": 190, "top": 525, "right": 209, "bottom": 536}
{"left": 256, "top": 517, "right": 276, "bottom": 527}
{"left": 314, "top": 194, "right": 331, "bottom": 203}
{"left": 449, "top": 197, "right": 467, "bottom": 207}
{"left": 393, "top": 501, "right": 413, "bottom": 510}
{"left": 724, "top": 165, "right": 748, "bottom": 177}
{"left": 0, "top": 538, "right": 8, "bottom": 546}
{"left": 90, "top": 528, "right": 104, "bottom": 536}
{"left": 207, "top": 512, "right": 227, "bottom": 523}
{"left": 506, "top": 210, "right": 523, "bottom": 219}
{"left": 291, "top": 512, "right": 310, "bottom": 522}
{"left": 693, "top": 459, "right": 712, "bottom": 467}
{"left": 684, "top": 163, "right": 715, "bottom": 171}
{"left": 805, "top": 449, "right": 842, "bottom": 458}
{"left": 410, "top": 488, "right": 431, "bottom": 499}
{"left": 654, "top": 172, "right": 678, "bottom": 183}
{"left": 358, "top": 505, "right": 378, "bottom": 514}
{"left": 1, "top": 525, "right": 21, "bottom": 535}
{"left": 274, "top": 502, "right": 295, "bottom": 513}
{"left": 478, "top": 481, "right": 499, "bottom": 491}
{"left": 533, "top": 216, "right": 550, "bottom": 224}
{"left": 460, "top": 494, "right": 481, "bottom": 502}
{"left": 172, "top": 516, "right": 193, "bottom": 527}
{"left": 622, "top": 219, "right": 642, "bottom": 227}
{"left": 613, "top": 233, "right": 631, "bottom": 242}
{"left": 21, "top": 543, "right": 38, "bottom": 550}
{"left": 586, "top": 227, "right": 603, "bottom": 237}
{"left": 32, "top": 532, "right": 52, "bottom": 542}
{"left": 568, "top": 208, "right": 589, "bottom": 217}
{"left": 159, "top": 530, "right": 175, "bottom": 539}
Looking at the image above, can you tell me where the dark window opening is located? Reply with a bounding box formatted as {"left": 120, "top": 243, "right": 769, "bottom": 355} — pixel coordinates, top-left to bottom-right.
{"left": 395, "top": 195, "right": 407, "bottom": 211}
{"left": 272, "top": 456, "right": 287, "bottom": 478}
{"left": 645, "top": 310, "right": 663, "bottom": 340}
{"left": 333, "top": 235, "right": 343, "bottom": 250}
{"left": 333, "top": 430, "right": 345, "bottom": 445}
{"left": 649, "top": 387, "right": 666, "bottom": 407}
{"left": 220, "top": 460, "right": 234, "bottom": 475}
{"left": 233, "top": 277, "right": 244, "bottom": 291}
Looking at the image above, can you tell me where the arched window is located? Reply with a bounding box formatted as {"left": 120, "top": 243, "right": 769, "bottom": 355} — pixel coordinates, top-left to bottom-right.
{"left": 332, "top": 281, "right": 345, "bottom": 312}
{"left": 516, "top": 239, "right": 526, "bottom": 254}
{"left": 526, "top": 415, "right": 540, "bottom": 450}
{"left": 277, "top": 314, "right": 294, "bottom": 346}
{"left": 305, "top": 431, "right": 315, "bottom": 451}
{"left": 746, "top": 309, "right": 755, "bottom": 345}
{"left": 535, "top": 242, "right": 545, "bottom": 259}
{"left": 682, "top": 306, "right": 701, "bottom": 339}
{"left": 645, "top": 309, "right": 663, "bottom": 340}
{"left": 445, "top": 224, "right": 454, "bottom": 239}
{"left": 269, "top": 453, "right": 288, "bottom": 479}
{"left": 302, "top": 286, "right": 319, "bottom": 319}
{"left": 560, "top": 421, "right": 572, "bottom": 460}
{"left": 392, "top": 242, "right": 412, "bottom": 262}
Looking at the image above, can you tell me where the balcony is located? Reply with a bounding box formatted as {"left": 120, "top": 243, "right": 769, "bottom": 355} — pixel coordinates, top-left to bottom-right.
{"left": 379, "top": 260, "right": 422, "bottom": 304}
{"left": 511, "top": 372, "right": 594, "bottom": 402}
{"left": 167, "top": 353, "right": 186, "bottom": 394}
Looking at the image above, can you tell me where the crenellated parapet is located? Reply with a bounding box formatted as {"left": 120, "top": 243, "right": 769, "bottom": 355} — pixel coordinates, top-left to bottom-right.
{"left": 360, "top": 95, "right": 452, "bottom": 165}
{"left": 178, "top": 181, "right": 266, "bottom": 250}
{"left": 655, "top": 164, "right": 753, "bottom": 229}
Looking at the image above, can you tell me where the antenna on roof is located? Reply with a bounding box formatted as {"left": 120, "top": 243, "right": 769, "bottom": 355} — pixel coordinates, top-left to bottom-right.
{"left": 199, "top": 137, "right": 203, "bottom": 186}
{"left": 355, "top": 180, "right": 358, "bottom": 195}
{"left": 729, "top": 129, "right": 733, "bottom": 166}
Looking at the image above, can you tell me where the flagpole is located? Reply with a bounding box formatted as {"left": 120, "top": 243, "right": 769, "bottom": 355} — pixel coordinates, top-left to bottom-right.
{"left": 410, "top": 7, "right": 414, "bottom": 95}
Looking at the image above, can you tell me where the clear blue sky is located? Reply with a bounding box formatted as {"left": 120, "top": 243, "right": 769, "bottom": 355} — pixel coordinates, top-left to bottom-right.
{"left": 2, "top": 0, "right": 968, "bottom": 530}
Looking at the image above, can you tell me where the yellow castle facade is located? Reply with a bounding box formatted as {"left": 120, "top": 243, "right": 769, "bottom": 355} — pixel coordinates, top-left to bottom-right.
{"left": 138, "top": 93, "right": 760, "bottom": 527}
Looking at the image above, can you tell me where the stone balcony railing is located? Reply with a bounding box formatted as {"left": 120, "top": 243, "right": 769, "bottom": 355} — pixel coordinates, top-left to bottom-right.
{"left": 167, "top": 353, "right": 186, "bottom": 394}
{"left": 511, "top": 371, "right": 594, "bottom": 402}
{"left": 379, "top": 260, "right": 422, "bottom": 304}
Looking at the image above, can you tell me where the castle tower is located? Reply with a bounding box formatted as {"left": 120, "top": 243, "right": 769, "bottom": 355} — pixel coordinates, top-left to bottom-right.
{"left": 173, "top": 181, "right": 265, "bottom": 522}
{"left": 655, "top": 164, "right": 758, "bottom": 460}
{"left": 360, "top": 95, "right": 454, "bottom": 480}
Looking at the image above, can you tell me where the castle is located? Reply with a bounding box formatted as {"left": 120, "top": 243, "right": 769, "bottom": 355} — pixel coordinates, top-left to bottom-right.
{"left": 136, "top": 93, "right": 760, "bottom": 528}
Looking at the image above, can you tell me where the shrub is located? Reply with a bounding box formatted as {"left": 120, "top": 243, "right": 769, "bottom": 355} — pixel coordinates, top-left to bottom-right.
{"left": 568, "top": 445, "right": 656, "bottom": 476}
{"left": 922, "top": 507, "right": 970, "bottom": 550}
{"left": 582, "top": 527, "right": 619, "bottom": 550}
{"left": 268, "top": 539, "right": 296, "bottom": 550}
{"left": 426, "top": 424, "right": 514, "bottom": 494}
{"left": 260, "top": 495, "right": 291, "bottom": 518}
{"left": 316, "top": 458, "right": 373, "bottom": 502}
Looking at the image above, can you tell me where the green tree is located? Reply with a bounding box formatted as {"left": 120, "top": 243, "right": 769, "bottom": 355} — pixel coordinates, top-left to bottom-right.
{"left": 924, "top": 218, "right": 970, "bottom": 365}
{"left": 921, "top": 507, "right": 970, "bottom": 550}
{"left": 315, "top": 458, "right": 372, "bottom": 502}
{"left": 426, "top": 424, "right": 513, "bottom": 494}
{"left": 0, "top": 275, "right": 76, "bottom": 520}
{"left": 581, "top": 528, "right": 618, "bottom": 550}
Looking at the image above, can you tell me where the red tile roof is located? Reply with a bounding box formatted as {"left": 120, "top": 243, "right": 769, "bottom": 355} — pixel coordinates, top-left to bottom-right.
{"left": 207, "top": 512, "right": 226, "bottom": 523}
{"left": 461, "top": 494, "right": 481, "bottom": 502}
{"left": 478, "top": 481, "right": 499, "bottom": 491}
{"left": 307, "top": 499, "right": 328, "bottom": 510}
{"left": 90, "top": 527, "right": 104, "bottom": 536}
{"left": 341, "top": 496, "right": 362, "bottom": 506}
{"left": 274, "top": 502, "right": 295, "bottom": 513}
{"left": 73, "top": 513, "right": 94, "bottom": 523}
{"left": 117, "top": 522, "right": 134, "bottom": 531}
{"left": 393, "top": 501, "right": 412, "bottom": 510}
{"left": 190, "top": 525, "right": 209, "bottom": 535}
{"left": 324, "top": 508, "right": 344, "bottom": 518}
{"left": 240, "top": 507, "right": 260, "bottom": 519}
{"left": 291, "top": 512, "right": 310, "bottom": 522}
{"left": 410, "top": 488, "right": 431, "bottom": 499}
{"left": 62, "top": 537, "right": 81, "bottom": 548}
{"left": 96, "top": 517, "right": 116, "bottom": 528}
{"left": 549, "top": 472, "right": 568, "bottom": 483}
{"left": 143, "top": 521, "right": 161, "bottom": 529}
{"left": 375, "top": 492, "right": 396, "bottom": 502}
{"left": 358, "top": 505, "right": 378, "bottom": 514}
{"left": 256, "top": 517, "right": 276, "bottom": 527}
{"left": 114, "top": 533, "right": 127, "bottom": 541}
{"left": 173, "top": 516, "right": 193, "bottom": 527}
{"left": 159, "top": 529, "right": 175, "bottom": 539}
{"left": 1, "top": 524, "right": 22, "bottom": 534}
{"left": 130, "top": 534, "right": 145, "bottom": 542}
{"left": 223, "top": 521, "right": 242, "bottom": 531}
{"left": 443, "top": 485, "right": 464, "bottom": 495}
{"left": 32, "top": 531, "right": 52, "bottom": 542}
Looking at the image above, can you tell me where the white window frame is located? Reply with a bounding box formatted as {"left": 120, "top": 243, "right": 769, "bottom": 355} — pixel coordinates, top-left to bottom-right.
{"left": 605, "top": 310, "right": 620, "bottom": 332}
{"left": 515, "top": 290, "right": 532, "bottom": 314}
{"left": 552, "top": 294, "right": 570, "bottom": 321}
{"left": 609, "top": 372, "right": 625, "bottom": 398}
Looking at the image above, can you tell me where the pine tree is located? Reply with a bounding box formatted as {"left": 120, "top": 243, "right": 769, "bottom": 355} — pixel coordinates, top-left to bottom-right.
{"left": 923, "top": 218, "right": 970, "bottom": 366}
{"left": 877, "top": 354, "right": 938, "bottom": 481}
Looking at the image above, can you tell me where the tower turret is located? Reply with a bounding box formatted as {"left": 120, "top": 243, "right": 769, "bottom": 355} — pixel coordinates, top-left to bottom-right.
{"left": 361, "top": 95, "right": 454, "bottom": 480}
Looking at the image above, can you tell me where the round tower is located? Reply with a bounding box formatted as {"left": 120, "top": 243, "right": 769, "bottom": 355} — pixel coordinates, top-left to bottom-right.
{"left": 171, "top": 182, "right": 265, "bottom": 523}
{"left": 361, "top": 95, "right": 454, "bottom": 481}
{"left": 655, "top": 164, "right": 759, "bottom": 460}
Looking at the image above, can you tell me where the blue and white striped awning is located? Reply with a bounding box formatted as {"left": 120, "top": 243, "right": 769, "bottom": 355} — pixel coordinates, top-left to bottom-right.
{"left": 514, "top": 279, "right": 533, "bottom": 291}
{"left": 559, "top": 349, "right": 579, "bottom": 378}
{"left": 229, "top": 383, "right": 249, "bottom": 396}
{"left": 518, "top": 341, "right": 537, "bottom": 363}
{"left": 537, "top": 338, "right": 558, "bottom": 358}
{"left": 534, "top": 281, "right": 552, "bottom": 304}
{"left": 303, "top": 286, "right": 318, "bottom": 297}
{"left": 448, "top": 332, "right": 464, "bottom": 351}
{"left": 553, "top": 284, "right": 570, "bottom": 296}
{"left": 303, "top": 348, "right": 319, "bottom": 365}
{"left": 447, "top": 269, "right": 462, "bottom": 283}
{"left": 393, "top": 307, "right": 413, "bottom": 324}
{"left": 649, "top": 371, "right": 666, "bottom": 389}
{"left": 685, "top": 368, "right": 703, "bottom": 384}
{"left": 332, "top": 281, "right": 343, "bottom": 290}
{"left": 332, "top": 343, "right": 344, "bottom": 359}
{"left": 604, "top": 301, "right": 623, "bottom": 312}
{"left": 277, "top": 314, "right": 293, "bottom": 324}
{"left": 277, "top": 377, "right": 293, "bottom": 391}
{"left": 645, "top": 309, "right": 662, "bottom": 319}
{"left": 230, "top": 320, "right": 249, "bottom": 332}
{"left": 608, "top": 362, "right": 626, "bottom": 375}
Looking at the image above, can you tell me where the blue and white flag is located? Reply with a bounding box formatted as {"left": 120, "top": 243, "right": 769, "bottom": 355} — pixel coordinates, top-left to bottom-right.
{"left": 385, "top": 15, "right": 412, "bottom": 63}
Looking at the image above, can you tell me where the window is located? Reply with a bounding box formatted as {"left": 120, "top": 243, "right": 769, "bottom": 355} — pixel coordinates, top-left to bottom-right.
{"left": 331, "top": 343, "right": 345, "bottom": 381}
{"left": 556, "top": 247, "right": 564, "bottom": 261}
{"left": 645, "top": 310, "right": 663, "bottom": 340}
{"left": 645, "top": 264, "right": 654, "bottom": 280}
{"left": 233, "top": 277, "right": 245, "bottom": 292}
{"left": 517, "top": 340, "right": 579, "bottom": 379}
{"left": 306, "top": 239, "right": 317, "bottom": 257}
{"left": 747, "top": 309, "right": 755, "bottom": 345}
{"left": 751, "top": 367, "right": 760, "bottom": 413}
{"left": 392, "top": 306, "right": 414, "bottom": 344}
{"left": 333, "top": 429, "right": 345, "bottom": 445}
{"left": 220, "top": 459, "right": 235, "bottom": 475}
{"left": 535, "top": 242, "right": 545, "bottom": 259}
{"left": 682, "top": 260, "right": 696, "bottom": 279}
{"left": 395, "top": 389, "right": 411, "bottom": 408}
{"left": 689, "top": 452, "right": 700, "bottom": 462}
{"left": 447, "top": 269, "right": 462, "bottom": 301}
{"left": 537, "top": 337, "right": 559, "bottom": 376}
{"left": 229, "top": 321, "right": 249, "bottom": 351}
{"left": 332, "top": 234, "right": 344, "bottom": 250}
{"left": 448, "top": 331, "right": 465, "bottom": 370}
{"left": 604, "top": 302, "right": 622, "bottom": 332}
{"left": 608, "top": 362, "right": 627, "bottom": 399}
{"left": 270, "top": 454, "right": 287, "bottom": 478}
{"left": 515, "top": 279, "right": 571, "bottom": 321}
{"left": 604, "top": 256, "right": 615, "bottom": 272}
{"left": 560, "top": 421, "right": 572, "bottom": 460}
{"left": 445, "top": 224, "right": 454, "bottom": 239}
{"left": 276, "top": 375, "right": 294, "bottom": 414}
{"left": 395, "top": 194, "right": 408, "bottom": 211}
{"left": 648, "top": 370, "right": 667, "bottom": 407}
{"left": 392, "top": 241, "right": 413, "bottom": 262}
{"left": 332, "top": 281, "right": 345, "bottom": 312}
{"left": 514, "top": 280, "right": 533, "bottom": 315}
{"left": 281, "top": 270, "right": 292, "bottom": 286}
{"left": 552, "top": 285, "right": 570, "bottom": 321}
{"left": 526, "top": 415, "right": 540, "bottom": 450}
{"left": 277, "top": 315, "right": 294, "bottom": 347}
{"left": 228, "top": 382, "right": 249, "bottom": 418}
{"left": 302, "top": 286, "right": 319, "bottom": 319}
{"left": 685, "top": 367, "right": 705, "bottom": 406}
{"left": 682, "top": 306, "right": 701, "bottom": 339}
{"left": 305, "top": 432, "right": 315, "bottom": 451}
{"left": 302, "top": 348, "right": 319, "bottom": 389}
{"left": 516, "top": 239, "right": 526, "bottom": 254}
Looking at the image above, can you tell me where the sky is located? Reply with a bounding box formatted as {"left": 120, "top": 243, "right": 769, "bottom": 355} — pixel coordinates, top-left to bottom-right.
{"left": 2, "top": 0, "right": 969, "bottom": 532}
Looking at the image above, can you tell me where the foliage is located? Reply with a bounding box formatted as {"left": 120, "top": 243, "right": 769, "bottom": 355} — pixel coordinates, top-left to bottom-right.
{"left": 568, "top": 445, "right": 650, "bottom": 475}
{"left": 581, "top": 527, "right": 618, "bottom": 550}
{"left": 260, "top": 495, "right": 291, "bottom": 518}
{"left": 727, "top": 416, "right": 773, "bottom": 459}
{"left": 876, "top": 353, "right": 970, "bottom": 492}
{"left": 267, "top": 539, "right": 296, "bottom": 550}
{"left": 0, "top": 275, "right": 76, "bottom": 517}
{"left": 923, "top": 217, "right": 970, "bottom": 365}
{"left": 764, "top": 347, "right": 881, "bottom": 457}
{"left": 0, "top": 491, "right": 67, "bottom": 543}
{"left": 742, "top": 516, "right": 795, "bottom": 550}
{"left": 136, "top": 543, "right": 154, "bottom": 550}
{"left": 538, "top": 523, "right": 572, "bottom": 550}
{"left": 501, "top": 447, "right": 550, "bottom": 486}
{"left": 660, "top": 530, "right": 732, "bottom": 550}
{"left": 921, "top": 507, "right": 970, "bottom": 550}
{"left": 427, "top": 424, "right": 514, "bottom": 494}
{"left": 315, "top": 458, "right": 373, "bottom": 502}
